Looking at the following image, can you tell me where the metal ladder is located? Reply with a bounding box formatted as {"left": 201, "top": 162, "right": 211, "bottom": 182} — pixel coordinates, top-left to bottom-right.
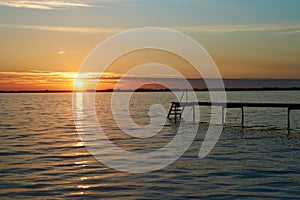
{"left": 167, "top": 90, "right": 188, "bottom": 121}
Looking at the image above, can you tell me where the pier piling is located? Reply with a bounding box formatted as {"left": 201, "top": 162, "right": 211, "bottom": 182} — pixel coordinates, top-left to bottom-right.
{"left": 241, "top": 106, "right": 244, "bottom": 128}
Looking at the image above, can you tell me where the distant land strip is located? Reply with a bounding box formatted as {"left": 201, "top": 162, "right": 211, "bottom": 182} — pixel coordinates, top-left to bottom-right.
{"left": 1, "top": 87, "right": 300, "bottom": 93}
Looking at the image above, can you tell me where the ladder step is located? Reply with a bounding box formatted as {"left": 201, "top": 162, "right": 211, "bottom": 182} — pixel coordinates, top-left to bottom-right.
{"left": 170, "top": 110, "right": 182, "bottom": 112}
{"left": 167, "top": 103, "right": 185, "bottom": 119}
{"left": 169, "top": 112, "right": 182, "bottom": 115}
{"left": 170, "top": 110, "right": 182, "bottom": 113}
{"left": 172, "top": 109, "right": 182, "bottom": 111}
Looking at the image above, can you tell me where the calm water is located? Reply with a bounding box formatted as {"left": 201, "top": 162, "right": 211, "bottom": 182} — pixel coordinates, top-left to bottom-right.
{"left": 0, "top": 91, "right": 300, "bottom": 199}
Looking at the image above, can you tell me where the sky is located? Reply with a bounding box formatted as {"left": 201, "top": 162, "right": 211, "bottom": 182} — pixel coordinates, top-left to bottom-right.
{"left": 0, "top": 0, "right": 300, "bottom": 90}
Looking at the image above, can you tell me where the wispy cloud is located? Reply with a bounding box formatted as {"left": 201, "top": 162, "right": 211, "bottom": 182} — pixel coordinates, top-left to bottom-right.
{"left": 1, "top": 23, "right": 300, "bottom": 34}
{"left": 0, "top": 0, "right": 136, "bottom": 10}
{"left": 0, "top": 24, "right": 123, "bottom": 33}
{"left": 173, "top": 24, "right": 300, "bottom": 33}
{"left": 0, "top": 0, "right": 95, "bottom": 10}
{"left": 0, "top": 71, "right": 121, "bottom": 80}
{"left": 281, "top": 30, "right": 300, "bottom": 35}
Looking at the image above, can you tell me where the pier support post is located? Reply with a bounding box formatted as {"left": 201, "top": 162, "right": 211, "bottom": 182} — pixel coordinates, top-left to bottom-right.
{"left": 186, "top": 89, "right": 188, "bottom": 102}
{"left": 241, "top": 106, "right": 244, "bottom": 128}
{"left": 174, "top": 105, "right": 177, "bottom": 124}
{"left": 288, "top": 108, "right": 291, "bottom": 131}
{"left": 222, "top": 106, "right": 224, "bottom": 125}
{"left": 192, "top": 105, "right": 195, "bottom": 123}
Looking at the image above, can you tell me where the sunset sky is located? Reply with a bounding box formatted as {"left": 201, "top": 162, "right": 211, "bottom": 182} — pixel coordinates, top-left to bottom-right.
{"left": 0, "top": 0, "right": 300, "bottom": 90}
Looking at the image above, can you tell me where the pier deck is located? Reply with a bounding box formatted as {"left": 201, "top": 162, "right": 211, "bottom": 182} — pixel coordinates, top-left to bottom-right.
{"left": 167, "top": 101, "right": 300, "bottom": 130}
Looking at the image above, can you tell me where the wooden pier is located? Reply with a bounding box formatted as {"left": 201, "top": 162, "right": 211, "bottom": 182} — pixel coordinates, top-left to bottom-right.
{"left": 167, "top": 101, "right": 300, "bottom": 130}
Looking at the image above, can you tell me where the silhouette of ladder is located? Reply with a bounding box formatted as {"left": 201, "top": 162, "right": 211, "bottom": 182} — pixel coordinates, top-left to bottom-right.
{"left": 167, "top": 102, "right": 184, "bottom": 119}
{"left": 167, "top": 90, "right": 188, "bottom": 122}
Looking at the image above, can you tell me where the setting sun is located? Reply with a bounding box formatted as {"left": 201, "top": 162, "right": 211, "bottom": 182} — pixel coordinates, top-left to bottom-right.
{"left": 74, "top": 80, "right": 85, "bottom": 90}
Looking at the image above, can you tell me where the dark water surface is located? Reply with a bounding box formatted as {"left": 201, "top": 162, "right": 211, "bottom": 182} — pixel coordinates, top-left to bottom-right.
{"left": 0, "top": 91, "right": 299, "bottom": 199}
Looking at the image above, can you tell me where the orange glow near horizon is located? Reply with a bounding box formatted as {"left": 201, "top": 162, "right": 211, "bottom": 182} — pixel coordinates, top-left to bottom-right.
{"left": 1, "top": 38, "right": 300, "bottom": 91}
{"left": 1, "top": 68, "right": 300, "bottom": 91}
{"left": 0, "top": 71, "right": 122, "bottom": 91}
{"left": 1, "top": 45, "right": 300, "bottom": 91}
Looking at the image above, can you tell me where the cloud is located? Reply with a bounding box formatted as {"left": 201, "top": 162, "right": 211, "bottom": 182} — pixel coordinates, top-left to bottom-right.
{"left": 1, "top": 23, "right": 300, "bottom": 35}
{"left": 0, "top": 24, "right": 123, "bottom": 33}
{"left": 173, "top": 24, "right": 300, "bottom": 33}
{"left": 281, "top": 30, "right": 300, "bottom": 35}
{"left": 0, "top": 71, "right": 122, "bottom": 83}
{"left": 0, "top": 0, "right": 136, "bottom": 10}
{"left": 0, "top": 70, "right": 128, "bottom": 90}
{"left": 57, "top": 51, "right": 66, "bottom": 55}
{"left": 0, "top": 0, "right": 95, "bottom": 10}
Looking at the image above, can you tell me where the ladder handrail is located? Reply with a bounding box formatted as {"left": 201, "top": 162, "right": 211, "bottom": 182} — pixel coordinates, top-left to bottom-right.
{"left": 179, "top": 89, "right": 188, "bottom": 103}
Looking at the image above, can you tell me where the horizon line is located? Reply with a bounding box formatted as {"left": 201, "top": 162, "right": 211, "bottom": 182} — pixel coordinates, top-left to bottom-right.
{"left": 1, "top": 87, "right": 300, "bottom": 93}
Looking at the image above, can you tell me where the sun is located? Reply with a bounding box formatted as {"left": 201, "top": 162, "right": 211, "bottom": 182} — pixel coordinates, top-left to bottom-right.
{"left": 74, "top": 80, "right": 85, "bottom": 90}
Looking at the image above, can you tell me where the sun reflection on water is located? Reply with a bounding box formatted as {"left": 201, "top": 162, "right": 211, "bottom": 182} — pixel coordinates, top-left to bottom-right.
{"left": 73, "top": 141, "right": 85, "bottom": 147}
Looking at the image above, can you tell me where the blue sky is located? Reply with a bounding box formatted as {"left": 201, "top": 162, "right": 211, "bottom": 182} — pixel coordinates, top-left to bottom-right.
{"left": 1, "top": 0, "right": 300, "bottom": 27}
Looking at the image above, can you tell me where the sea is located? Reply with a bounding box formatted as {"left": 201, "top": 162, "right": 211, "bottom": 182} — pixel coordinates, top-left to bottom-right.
{"left": 0, "top": 91, "right": 299, "bottom": 199}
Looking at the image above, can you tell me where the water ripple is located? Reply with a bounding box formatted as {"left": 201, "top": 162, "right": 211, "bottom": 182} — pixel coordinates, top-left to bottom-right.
{"left": 0, "top": 92, "right": 299, "bottom": 199}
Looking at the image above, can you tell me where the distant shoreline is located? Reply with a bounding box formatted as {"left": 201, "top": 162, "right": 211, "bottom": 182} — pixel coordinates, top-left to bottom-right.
{"left": 1, "top": 87, "right": 300, "bottom": 93}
